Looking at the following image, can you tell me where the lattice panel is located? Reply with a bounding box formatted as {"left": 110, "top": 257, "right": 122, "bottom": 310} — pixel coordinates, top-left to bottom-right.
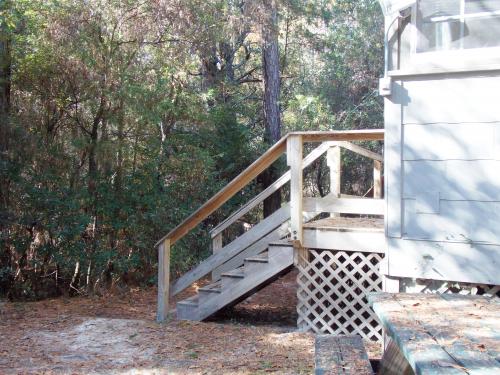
{"left": 297, "top": 249, "right": 384, "bottom": 341}
{"left": 400, "top": 278, "right": 500, "bottom": 297}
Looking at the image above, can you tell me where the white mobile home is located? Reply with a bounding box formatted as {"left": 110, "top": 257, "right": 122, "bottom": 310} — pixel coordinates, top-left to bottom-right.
{"left": 379, "top": 0, "right": 500, "bottom": 290}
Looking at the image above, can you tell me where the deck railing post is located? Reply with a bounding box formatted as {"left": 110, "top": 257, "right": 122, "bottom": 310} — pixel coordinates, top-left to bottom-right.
{"left": 327, "top": 145, "right": 341, "bottom": 217}
{"left": 157, "top": 238, "right": 171, "bottom": 322}
{"left": 287, "top": 134, "right": 303, "bottom": 245}
{"left": 287, "top": 135, "right": 304, "bottom": 265}
{"left": 374, "top": 160, "right": 382, "bottom": 199}
{"left": 212, "top": 233, "right": 223, "bottom": 253}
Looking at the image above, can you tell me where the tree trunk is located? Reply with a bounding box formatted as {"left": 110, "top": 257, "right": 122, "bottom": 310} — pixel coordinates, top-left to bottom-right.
{"left": 0, "top": 7, "right": 12, "bottom": 219}
{"left": 261, "top": 0, "right": 281, "bottom": 217}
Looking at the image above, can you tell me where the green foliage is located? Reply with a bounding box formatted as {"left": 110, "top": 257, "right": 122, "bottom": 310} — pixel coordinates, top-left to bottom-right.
{"left": 1, "top": 0, "right": 384, "bottom": 299}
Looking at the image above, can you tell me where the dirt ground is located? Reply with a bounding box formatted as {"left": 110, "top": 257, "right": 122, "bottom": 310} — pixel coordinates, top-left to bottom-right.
{"left": 0, "top": 270, "right": 380, "bottom": 374}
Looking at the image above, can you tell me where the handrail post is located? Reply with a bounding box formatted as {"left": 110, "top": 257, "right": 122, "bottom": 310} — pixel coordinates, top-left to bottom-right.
{"left": 157, "top": 238, "right": 171, "bottom": 322}
{"left": 373, "top": 160, "right": 382, "bottom": 199}
{"left": 287, "top": 134, "right": 303, "bottom": 247}
{"left": 212, "top": 233, "right": 223, "bottom": 253}
{"left": 211, "top": 233, "right": 223, "bottom": 280}
{"left": 327, "top": 145, "right": 341, "bottom": 217}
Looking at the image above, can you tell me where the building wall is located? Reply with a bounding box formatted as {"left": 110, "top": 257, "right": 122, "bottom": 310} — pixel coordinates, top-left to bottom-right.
{"left": 384, "top": 72, "right": 500, "bottom": 285}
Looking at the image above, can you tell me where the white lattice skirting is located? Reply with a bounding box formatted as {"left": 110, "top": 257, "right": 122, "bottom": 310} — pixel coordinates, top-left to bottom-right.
{"left": 400, "top": 278, "right": 500, "bottom": 297}
{"left": 296, "top": 249, "right": 384, "bottom": 341}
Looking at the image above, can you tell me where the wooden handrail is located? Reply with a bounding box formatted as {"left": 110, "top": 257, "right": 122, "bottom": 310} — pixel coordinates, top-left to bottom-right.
{"left": 154, "top": 136, "right": 287, "bottom": 247}
{"left": 209, "top": 141, "right": 336, "bottom": 239}
{"left": 155, "top": 129, "right": 384, "bottom": 247}
{"left": 210, "top": 141, "right": 382, "bottom": 238}
{"left": 338, "top": 141, "right": 383, "bottom": 161}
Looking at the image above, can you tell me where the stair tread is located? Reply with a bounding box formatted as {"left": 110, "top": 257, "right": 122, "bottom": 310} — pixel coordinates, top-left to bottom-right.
{"left": 268, "top": 240, "right": 293, "bottom": 247}
{"left": 177, "top": 295, "right": 199, "bottom": 306}
{"left": 245, "top": 253, "right": 269, "bottom": 263}
{"left": 198, "top": 281, "right": 222, "bottom": 293}
{"left": 221, "top": 267, "right": 245, "bottom": 278}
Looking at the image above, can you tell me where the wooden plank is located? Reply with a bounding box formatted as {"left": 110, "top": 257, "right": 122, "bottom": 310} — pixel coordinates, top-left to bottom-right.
{"left": 379, "top": 338, "right": 414, "bottom": 375}
{"left": 210, "top": 141, "right": 334, "bottom": 238}
{"left": 303, "top": 196, "right": 385, "bottom": 216}
{"left": 315, "top": 335, "right": 373, "bottom": 375}
{"left": 339, "top": 141, "right": 383, "bottom": 162}
{"left": 287, "top": 134, "right": 303, "bottom": 245}
{"left": 369, "top": 293, "right": 465, "bottom": 375}
{"left": 374, "top": 160, "right": 383, "bottom": 199}
{"left": 156, "top": 239, "right": 170, "bottom": 322}
{"left": 196, "top": 246, "right": 294, "bottom": 320}
{"left": 303, "top": 228, "right": 386, "bottom": 253}
{"left": 155, "top": 136, "right": 287, "bottom": 247}
{"left": 327, "top": 145, "right": 341, "bottom": 198}
{"left": 170, "top": 205, "right": 290, "bottom": 296}
{"left": 370, "top": 293, "right": 500, "bottom": 375}
{"left": 212, "top": 222, "right": 288, "bottom": 280}
{"left": 386, "top": 236, "right": 500, "bottom": 286}
{"left": 212, "top": 233, "right": 222, "bottom": 253}
{"left": 295, "top": 129, "right": 384, "bottom": 142}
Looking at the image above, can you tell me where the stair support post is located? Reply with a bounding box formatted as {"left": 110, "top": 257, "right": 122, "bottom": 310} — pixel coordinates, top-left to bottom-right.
{"left": 157, "top": 238, "right": 171, "bottom": 322}
{"left": 287, "top": 135, "right": 304, "bottom": 264}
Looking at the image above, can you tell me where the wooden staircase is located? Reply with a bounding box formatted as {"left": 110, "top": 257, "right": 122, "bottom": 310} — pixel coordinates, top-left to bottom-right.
{"left": 177, "top": 242, "right": 293, "bottom": 321}
{"left": 155, "top": 130, "right": 385, "bottom": 323}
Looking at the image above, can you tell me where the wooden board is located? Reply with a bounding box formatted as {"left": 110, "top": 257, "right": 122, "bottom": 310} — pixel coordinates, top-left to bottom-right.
{"left": 170, "top": 205, "right": 290, "bottom": 296}
{"left": 315, "top": 334, "right": 373, "bottom": 375}
{"left": 303, "top": 196, "right": 385, "bottom": 216}
{"left": 369, "top": 293, "right": 500, "bottom": 375}
{"left": 386, "top": 237, "right": 500, "bottom": 285}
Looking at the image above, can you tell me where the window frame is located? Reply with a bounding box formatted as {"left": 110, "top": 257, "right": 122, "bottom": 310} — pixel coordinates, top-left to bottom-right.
{"left": 389, "top": 0, "right": 500, "bottom": 75}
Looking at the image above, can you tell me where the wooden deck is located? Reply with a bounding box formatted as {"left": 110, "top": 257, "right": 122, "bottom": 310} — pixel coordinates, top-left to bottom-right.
{"left": 304, "top": 217, "right": 384, "bottom": 231}
{"left": 368, "top": 293, "right": 500, "bottom": 375}
{"left": 302, "top": 216, "right": 385, "bottom": 253}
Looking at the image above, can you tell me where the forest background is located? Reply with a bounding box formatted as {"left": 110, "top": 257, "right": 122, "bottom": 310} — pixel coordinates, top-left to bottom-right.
{"left": 0, "top": 0, "right": 383, "bottom": 300}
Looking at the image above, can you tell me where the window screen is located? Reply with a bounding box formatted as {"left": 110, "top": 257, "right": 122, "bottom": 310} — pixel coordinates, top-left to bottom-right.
{"left": 417, "top": 0, "right": 500, "bottom": 52}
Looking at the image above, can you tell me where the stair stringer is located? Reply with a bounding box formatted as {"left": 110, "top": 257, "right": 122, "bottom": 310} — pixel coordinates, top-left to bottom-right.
{"left": 177, "top": 244, "right": 294, "bottom": 321}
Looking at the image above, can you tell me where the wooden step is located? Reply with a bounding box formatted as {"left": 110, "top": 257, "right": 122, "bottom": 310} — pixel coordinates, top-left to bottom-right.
{"left": 220, "top": 267, "right": 245, "bottom": 289}
{"left": 315, "top": 334, "right": 373, "bottom": 375}
{"left": 177, "top": 244, "right": 293, "bottom": 321}
{"left": 176, "top": 296, "right": 199, "bottom": 321}
{"left": 198, "top": 281, "right": 221, "bottom": 304}
{"left": 244, "top": 253, "right": 269, "bottom": 274}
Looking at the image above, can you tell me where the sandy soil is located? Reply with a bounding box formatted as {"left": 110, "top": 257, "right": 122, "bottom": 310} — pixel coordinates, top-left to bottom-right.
{"left": 0, "top": 270, "right": 380, "bottom": 374}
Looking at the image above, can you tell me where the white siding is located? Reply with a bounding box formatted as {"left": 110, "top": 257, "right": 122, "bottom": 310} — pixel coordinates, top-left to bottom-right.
{"left": 403, "top": 123, "right": 499, "bottom": 160}
{"left": 385, "top": 72, "right": 500, "bottom": 284}
{"left": 403, "top": 160, "right": 500, "bottom": 201}
{"left": 403, "top": 199, "right": 500, "bottom": 244}
{"left": 403, "top": 75, "right": 500, "bottom": 124}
